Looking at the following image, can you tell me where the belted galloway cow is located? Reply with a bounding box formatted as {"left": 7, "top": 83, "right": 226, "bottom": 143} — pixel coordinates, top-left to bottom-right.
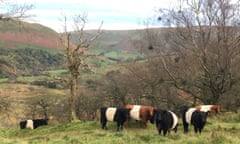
{"left": 153, "top": 109, "right": 178, "bottom": 136}
{"left": 20, "top": 119, "right": 48, "bottom": 130}
{"left": 195, "top": 105, "right": 221, "bottom": 115}
{"left": 100, "top": 107, "right": 130, "bottom": 131}
{"left": 125, "top": 104, "right": 155, "bottom": 128}
{"left": 182, "top": 106, "right": 208, "bottom": 133}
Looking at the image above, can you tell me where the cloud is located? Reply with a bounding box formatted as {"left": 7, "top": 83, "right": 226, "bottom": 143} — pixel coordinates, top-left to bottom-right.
{"left": 20, "top": 0, "right": 171, "bottom": 31}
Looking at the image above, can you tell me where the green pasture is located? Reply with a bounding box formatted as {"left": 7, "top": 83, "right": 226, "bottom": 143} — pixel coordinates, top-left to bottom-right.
{"left": 0, "top": 113, "right": 239, "bottom": 144}
{"left": 47, "top": 69, "right": 68, "bottom": 75}
{"left": 12, "top": 43, "right": 62, "bottom": 54}
{"left": 0, "top": 69, "right": 67, "bottom": 83}
{"left": 0, "top": 78, "right": 8, "bottom": 83}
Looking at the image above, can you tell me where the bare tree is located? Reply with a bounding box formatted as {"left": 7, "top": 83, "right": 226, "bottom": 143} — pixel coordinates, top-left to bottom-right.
{"left": 60, "top": 14, "right": 102, "bottom": 121}
{"left": 103, "top": 70, "right": 129, "bottom": 107}
{"left": 157, "top": 0, "right": 240, "bottom": 104}
{"left": 0, "top": 1, "right": 34, "bottom": 21}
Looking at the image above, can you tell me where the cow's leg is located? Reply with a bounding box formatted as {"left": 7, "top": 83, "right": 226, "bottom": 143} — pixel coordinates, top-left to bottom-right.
{"left": 173, "top": 126, "right": 177, "bottom": 133}
{"left": 182, "top": 112, "right": 189, "bottom": 133}
{"left": 116, "top": 121, "right": 123, "bottom": 131}
{"left": 174, "top": 123, "right": 178, "bottom": 133}
{"left": 144, "top": 122, "right": 147, "bottom": 128}
{"left": 157, "top": 125, "right": 162, "bottom": 135}
{"left": 124, "top": 118, "right": 130, "bottom": 127}
{"left": 194, "top": 125, "right": 198, "bottom": 133}
{"left": 183, "top": 123, "right": 189, "bottom": 133}
{"left": 102, "top": 120, "right": 107, "bottom": 130}
{"left": 158, "top": 127, "right": 163, "bottom": 135}
{"left": 100, "top": 108, "right": 108, "bottom": 130}
{"left": 116, "top": 123, "right": 120, "bottom": 131}
{"left": 120, "top": 124, "right": 123, "bottom": 131}
{"left": 142, "top": 119, "right": 148, "bottom": 128}
{"left": 120, "top": 121, "right": 125, "bottom": 131}
{"left": 168, "top": 129, "right": 171, "bottom": 135}
{"left": 163, "top": 129, "right": 167, "bottom": 136}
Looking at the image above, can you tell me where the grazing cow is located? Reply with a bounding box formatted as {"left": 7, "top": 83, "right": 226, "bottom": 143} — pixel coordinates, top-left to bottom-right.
{"left": 195, "top": 105, "right": 221, "bottom": 115}
{"left": 20, "top": 119, "right": 48, "bottom": 130}
{"left": 182, "top": 107, "right": 208, "bottom": 134}
{"left": 153, "top": 109, "right": 178, "bottom": 136}
{"left": 100, "top": 107, "right": 130, "bottom": 131}
{"left": 125, "top": 104, "right": 155, "bottom": 128}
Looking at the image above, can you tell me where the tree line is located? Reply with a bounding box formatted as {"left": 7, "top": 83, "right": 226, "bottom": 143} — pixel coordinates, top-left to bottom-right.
{"left": 0, "top": 47, "right": 65, "bottom": 79}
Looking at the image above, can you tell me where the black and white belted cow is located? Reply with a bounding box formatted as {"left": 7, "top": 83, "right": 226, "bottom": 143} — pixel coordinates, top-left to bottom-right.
{"left": 153, "top": 109, "right": 178, "bottom": 136}
{"left": 20, "top": 119, "right": 48, "bottom": 130}
{"left": 182, "top": 106, "right": 208, "bottom": 134}
{"left": 100, "top": 107, "right": 130, "bottom": 131}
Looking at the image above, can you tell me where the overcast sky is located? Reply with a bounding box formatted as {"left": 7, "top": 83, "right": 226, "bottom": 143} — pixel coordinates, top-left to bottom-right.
{"left": 17, "top": 0, "right": 172, "bottom": 32}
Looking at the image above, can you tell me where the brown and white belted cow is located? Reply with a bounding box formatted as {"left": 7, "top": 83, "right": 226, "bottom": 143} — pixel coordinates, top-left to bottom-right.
{"left": 195, "top": 105, "right": 221, "bottom": 115}
{"left": 125, "top": 104, "right": 155, "bottom": 128}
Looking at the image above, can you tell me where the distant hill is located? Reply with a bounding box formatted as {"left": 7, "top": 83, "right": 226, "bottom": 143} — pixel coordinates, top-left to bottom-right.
{"left": 70, "top": 29, "right": 145, "bottom": 63}
{"left": 0, "top": 20, "right": 144, "bottom": 58}
{"left": 0, "top": 20, "right": 64, "bottom": 50}
{"left": 0, "top": 21, "right": 146, "bottom": 77}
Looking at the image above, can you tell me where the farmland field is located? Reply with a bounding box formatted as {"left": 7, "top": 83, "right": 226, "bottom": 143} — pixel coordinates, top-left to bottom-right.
{"left": 0, "top": 113, "right": 239, "bottom": 144}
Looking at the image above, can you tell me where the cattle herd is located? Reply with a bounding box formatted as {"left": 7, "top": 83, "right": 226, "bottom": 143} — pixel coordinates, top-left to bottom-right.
{"left": 19, "top": 104, "right": 221, "bottom": 136}
{"left": 100, "top": 104, "right": 221, "bottom": 136}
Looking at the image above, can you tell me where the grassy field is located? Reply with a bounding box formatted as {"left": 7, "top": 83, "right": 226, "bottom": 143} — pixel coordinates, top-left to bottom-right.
{"left": 0, "top": 113, "right": 239, "bottom": 144}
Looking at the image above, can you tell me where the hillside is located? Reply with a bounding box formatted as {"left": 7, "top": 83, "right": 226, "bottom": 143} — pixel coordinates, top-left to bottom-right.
{"left": 0, "top": 20, "right": 147, "bottom": 79}
{"left": 0, "top": 20, "right": 64, "bottom": 50}
{"left": 0, "top": 20, "right": 144, "bottom": 53}
{"left": 0, "top": 20, "right": 144, "bottom": 63}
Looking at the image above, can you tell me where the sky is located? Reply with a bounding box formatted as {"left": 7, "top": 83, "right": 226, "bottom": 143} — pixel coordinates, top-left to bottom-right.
{"left": 15, "top": 0, "right": 172, "bottom": 32}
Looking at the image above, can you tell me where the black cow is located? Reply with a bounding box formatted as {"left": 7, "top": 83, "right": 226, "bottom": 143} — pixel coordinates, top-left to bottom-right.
{"left": 182, "top": 107, "right": 208, "bottom": 133}
{"left": 20, "top": 119, "right": 48, "bottom": 130}
{"left": 100, "top": 107, "right": 130, "bottom": 131}
{"left": 153, "top": 109, "right": 178, "bottom": 136}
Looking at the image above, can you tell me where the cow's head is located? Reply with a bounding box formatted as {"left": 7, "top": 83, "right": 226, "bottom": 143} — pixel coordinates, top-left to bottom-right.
{"left": 151, "top": 109, "right": 164, "bottom": 124}
{"left": 126, "top": 108, "right": 131, "bottom": 120}
{"left": 19, "top": 120, "right": 27, "bottom": 129}
{"left": 200, "top": 111, "right": 208, "bottom": 124}
{"left": 214, "top": 105, "right": 221, "bottom": 114}
{"left": 125, "top": 104, "right": 134, "bottom": 110}
{"left": 148, "top": 107, "right": 155, "bottom": 124}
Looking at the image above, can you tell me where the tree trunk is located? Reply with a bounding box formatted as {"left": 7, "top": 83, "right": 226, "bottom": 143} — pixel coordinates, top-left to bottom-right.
{"left": 69, "top": 79, "right": 78, "bottom": 121}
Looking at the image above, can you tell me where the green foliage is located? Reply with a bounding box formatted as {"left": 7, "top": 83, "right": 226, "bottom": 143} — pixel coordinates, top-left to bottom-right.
{"left": 0, "top": 77, "right": 8, "bottom": 83}
{"left": 0, "top": 47, "right": 64, "bottom": 78}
